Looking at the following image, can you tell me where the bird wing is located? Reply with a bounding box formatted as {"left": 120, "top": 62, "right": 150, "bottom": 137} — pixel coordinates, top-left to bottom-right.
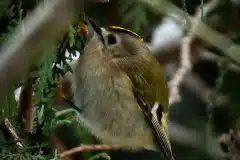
{"left": 136, "top": 95, "right": 175, "bottom": 160}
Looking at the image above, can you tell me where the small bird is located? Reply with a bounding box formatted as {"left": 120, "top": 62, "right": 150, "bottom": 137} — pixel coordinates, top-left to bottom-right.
{"left": 70, "top": 18, "right": 174, "bottom": 160}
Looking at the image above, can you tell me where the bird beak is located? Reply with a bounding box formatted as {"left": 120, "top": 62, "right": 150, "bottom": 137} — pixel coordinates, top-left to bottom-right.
{"left": 79, "top": 16, "right": 105, "bottom": 43}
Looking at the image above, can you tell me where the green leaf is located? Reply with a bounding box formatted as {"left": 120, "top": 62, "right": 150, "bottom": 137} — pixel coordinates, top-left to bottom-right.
{"left": 88, "top": 153, "right": 111, "bottom": 160}
{"left": 55, "top": 108, "right": 77, "bottom": 118}
{"left": 68, "top": 25, "right": 76, "bottom": 47}
{"left": 37, "top": 105, "right": 44, "bottom": 125}
{"left": 55, "top": 119, "right": 72, "bottom": 127}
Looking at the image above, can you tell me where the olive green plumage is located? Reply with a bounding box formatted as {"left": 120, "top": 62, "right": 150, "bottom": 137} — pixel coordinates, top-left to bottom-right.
{"left": 71, "top": 22, "right": 174, "bottom": 160}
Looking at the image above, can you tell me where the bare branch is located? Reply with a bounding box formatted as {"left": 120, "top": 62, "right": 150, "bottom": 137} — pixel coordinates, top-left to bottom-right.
{"left": 168, "top": 36, "right": 192, "bottom": 104}
{"left": 167, "top": 0, "right": 220, "bottom": 105}
{"left": 56, "top": 121, "right": 224, "bottom": 159}
{"left": 17, "top": 80, "right": 35, "bottom": 134}
{"left": 140, "top": 0, "right": 240, "bottom": 65}
{"left": 148, "top": 38, "right": 240, "bottom": 74}
{"left": 219, "top": 119, "right": 240, "bottom": 160}
{"left": 165, "top": 64, "right": 229, "bottom": 106}
{"left": 4, "top": 118, "right": 24, "bottom": 149}
{"left": 59, "top": 144, "right": 121, "bottom": 159}
{"left": 200, "top": 50, "right": 240, "bottom": 73}
{"left": 169, "top": 121, "right": 224, "bottom": 158}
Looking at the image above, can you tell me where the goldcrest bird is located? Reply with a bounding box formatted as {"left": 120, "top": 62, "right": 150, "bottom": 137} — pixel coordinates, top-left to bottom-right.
{"left": 69, "top": 18, "right": 174, "bottom": 160}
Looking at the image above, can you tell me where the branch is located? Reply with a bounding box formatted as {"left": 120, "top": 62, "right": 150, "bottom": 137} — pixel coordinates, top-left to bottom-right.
{"left": 150, "top": 40, "right": 240, "bottom": 73}
{"left": 56, "top": 122, "right": 224, "bottom": 159}
{"left": 140, "top": 0, "right": 240, "bottom": 65}
{"left": 169, "top": 121, "right": 225, "bottom": 159}
{"left": 4, "top": 118, "right": 24, "bottom": 150}
{"left": 219, "top": 118, "right": 240, "bottom": 160}
{"left": 17, "top": 80, "right": 35, "bottom": 134}
{"left": 167, "top": 0, "right": 220, "bottom": 105}
{"left": 0, "top": 0, "right": 108, "bottom": 103}
{"left": 165, "top": 63, "right": 229, "bottom": 106}
{"left": 59, "top": 144, "right": 121, "bottom": 159}
{"left": 200, "top": 50, "right": 240, "bottom": 73}
{"left": 167, "top": 36, "right": 192, "bottom": 105}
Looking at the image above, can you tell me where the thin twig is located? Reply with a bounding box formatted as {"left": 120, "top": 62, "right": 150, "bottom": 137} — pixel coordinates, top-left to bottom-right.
{"left": 141, "top": 0, "right": 240, "bottom": 65}
{"left": 59, "top": 144, "right": 121, "bottom": 159}
{"left": 168, "top": 0, "right": 220, "bottom": 105}
{"left": 4, "top": 118, "right": 24, "bottom": 149}
{"left": 149, "top": 38, "right": 240, "bottom": 73}
{"left": 168, "top": 37, "right": 192, "bottom": 104}
{"left": 168, "top": 121, "right": 224, "bottom": 158}
{"left": 165, "top": 63, "right": 229, "bottom": 106}
{"left": 57, "top": 122, "right": 224, "bottom": 159}
{"left": 200, "top": 50, "right": 240, "bottom": 73}
{"left": 17, "top": 80, "right": 35, "bottom": 134}
{"left": 219, "top": 118, "right": 240, "bottom": 160}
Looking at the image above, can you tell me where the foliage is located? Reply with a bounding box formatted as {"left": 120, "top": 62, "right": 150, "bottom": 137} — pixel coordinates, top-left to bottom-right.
{"left": 0, "top": 0, "right": 240, "bottom": 160}
{"left": 120, "top": 0, "right": 149, "bottom": 33}
{"left": 0, "top": 1, "right": 89, "bottom": 159}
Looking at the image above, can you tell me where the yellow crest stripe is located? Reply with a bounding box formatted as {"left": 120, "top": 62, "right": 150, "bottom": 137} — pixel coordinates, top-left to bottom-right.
{"left": 109, "top": 26, "right": 143, "bottom": 42}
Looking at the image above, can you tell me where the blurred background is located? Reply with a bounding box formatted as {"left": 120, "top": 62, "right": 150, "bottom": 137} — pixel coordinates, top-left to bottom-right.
{"left": 0, "top": 0, "right": 240, "bottom": 160}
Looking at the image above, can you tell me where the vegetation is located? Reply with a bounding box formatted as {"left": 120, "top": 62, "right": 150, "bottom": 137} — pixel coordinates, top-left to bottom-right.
{"left": 0, "top": 0, "right": 240, "bottom": 159}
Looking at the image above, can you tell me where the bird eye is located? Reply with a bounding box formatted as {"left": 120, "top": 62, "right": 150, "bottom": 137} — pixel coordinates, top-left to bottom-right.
{"left": 107, "top": 34, "right": 117, "bottom": 45}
